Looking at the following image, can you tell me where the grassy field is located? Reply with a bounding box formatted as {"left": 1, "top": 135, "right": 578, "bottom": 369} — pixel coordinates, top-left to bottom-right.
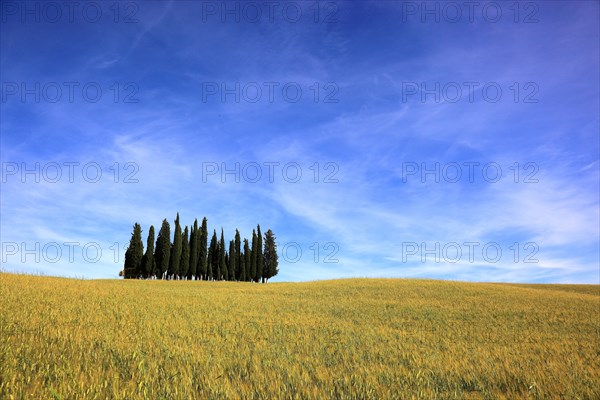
{"left": 1, "top": 273, "right": 598, "bottom": 399}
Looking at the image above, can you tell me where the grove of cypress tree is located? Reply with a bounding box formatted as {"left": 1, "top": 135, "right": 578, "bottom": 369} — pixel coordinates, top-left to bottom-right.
{"left": 154, "top": 219, "right": 171, "bottom": 279}
{"left": 189, "top": 219, "right": 198, "bottom": 279}
{"left": 255, "top": 224, "right": 263, "bottom": 282}
{"left": 124, "top": 215, "right": 279, "bottom": 282}
{"left": 220, "top": 229, "right": 227, "bottom": 280}
{"left": 198, "top": 217, "right": 208, "bottom": 280}
{"left": 228, "top": 239, "right": 236, "bottom": 281}
{"left": 124, "top": 223, "right": 144, "bottom": 279}
{"left": 263, "top": 229, "right": 279, "bottom": 283}
{"left": 249, "top": 230, "right": 257, "bottom": 282}
{"left": 243, "top": 238, "right": 251, "bottom": 281}
{"left": 141, "top": 225, "right": 155, "bottom": 278}
{"left": 180, "top": 226, "right": 190, "bottom": 279}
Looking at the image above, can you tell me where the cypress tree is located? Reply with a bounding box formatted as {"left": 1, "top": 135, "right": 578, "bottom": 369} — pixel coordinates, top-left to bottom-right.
{"left": 208, "top": 230, "right": 217, "bottom": 281}
{"left": 214, "top": 230, "right": 221, "bottom": 280}
{"left": 225, "top": 251, "right": 229, "bottom": 279}
{"left": 198, "top": 217, "right": 208, "bottom": 280}
{"left": 124, "top": 223, "right": 144, "bottom": 279}
{"left": 255, "top": 224, "right": 263, "bottom": 282}
{"left": 234, "top": 229, "right": 241, "bottom": 280}
{"left": 141, "top": 225, "right": 155, "bottom": 278}
{"left": 239, "top": 248, "right": 246, "bottom": 281}
{"left": 154, "top": 219, "right": 171, "bottom": 279}
{"left": 168, "top": 213, "right": 182, "bottom": 279}
{"left": 189, "top": 219, "right": 198, "bottom": 279}
{"left": 168, "top": 246, "right": 173, "bottom": 278}
{"left": 263, "top": 229, "right": 278, "bottom": 283}
{"left": 228, "top": 239, "right": 236, "bottom": 281}
{"left": 220, "top": 229, "right": 227, "bottom": 280}
{"left": 244, "top": 239, "right": 251, "bottom": 281}
{"left": 180, "top": 226, "right": 190, "bottom": 279}
{"left": 249, "top": 230, "right": 257, "bottom": 282}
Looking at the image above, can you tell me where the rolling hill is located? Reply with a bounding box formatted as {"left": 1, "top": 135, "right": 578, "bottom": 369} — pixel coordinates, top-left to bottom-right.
{"left": 1, "top": 273, "right": 598, "bottom": 399}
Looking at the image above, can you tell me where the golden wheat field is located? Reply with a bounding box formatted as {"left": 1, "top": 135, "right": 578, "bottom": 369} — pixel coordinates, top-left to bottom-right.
{"left": 1, "top": 273, "right": 598, "bottom": 399}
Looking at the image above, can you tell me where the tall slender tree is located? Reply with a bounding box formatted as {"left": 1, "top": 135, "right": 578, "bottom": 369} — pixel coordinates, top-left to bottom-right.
{"left": 188, "top": 219, "right": 198, "bottom": 279}
{"left": 124, "top": 223, "right": 144, "bottom": 279}
{"left": 239, "top": 248, "right": 246, "bottom": 281}
{"left": 213, "top": 245, "right": 219, "bottom": 280}
{"left": 154, "top": 219, "right": 171, "bottom": 279}
{"left": 249, "top": 229, "right": 257, "bottom": 282}
{"left": 141, "top": 225, "right": 155, "bottom": 278}
{"left": 228, "top": 239, "right": 236, "bottom": 281}
{"left": 234, "top": 229, "right": 241, "bottom": 280}
{"left": 243, "top": 239, "right": 251, "bottom": 282}
{"left": 263, "top": 229, "right": 278, "bottom": 283}
{"left": 208, "top": 230, "right": 217, "bottom": 281}
{"left": 225, "top": 251, "right": 229, "bottom": 280}
{"left": 180, "top": 226, "right": 190, "bottom": 279}
{"left": 198, "top": 217, "right": 208, "bottom": 280}
{"left": 168, "top": 213, "right": 182, "bottom": 279}
{"left": 255, "top": 224, "right": 263, "bottom": 282}
{"left": 219, "top": 229, "right": 227, "bottom": 280}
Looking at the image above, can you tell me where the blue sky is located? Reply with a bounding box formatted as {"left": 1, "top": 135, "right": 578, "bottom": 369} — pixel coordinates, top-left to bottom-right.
{"left": 1, "top": 1, "right": 598, "bottom": 283}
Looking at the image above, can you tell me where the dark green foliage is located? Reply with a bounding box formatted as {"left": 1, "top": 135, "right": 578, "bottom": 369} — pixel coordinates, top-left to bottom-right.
{"left": 124, "top": 214, "right": 276, "bottom": 283}
{"left": 263, "top": 229, "right": 279, "bottom": 282}
{"left": 234, "top": 229, "right": 241, "bottom": 280}
{"left": 220, "top": 229, "right": 227, "bottom": 281}
{"left": 198, "top": 218, "right": 208, "bottom": 280}
{"left": 244, "top": 239, "right": 251, "bottom": 282}
{"left": 168, "top": 213, "right": 182, "bottom": 279}
{"left": 208, "top": 230, "right": 217, "bottom": 281}
{"left": 188, "top": 219, "right": 198, "bottom": 279}
{"left": 124, "top": 223, "right": 144, "bottom": 279}
{"left": 239, "top": 248, "right": 246, "bottom": 281}
{"left": 255, "top": 225, "right": 263, "bottom": 282}
{"left": 141, "top": 225, "right": 155, "bottom": 278}
{"left": 225, "top": 251, "right": 229, "bottom": 279}
{"left": 154, "top": 219, "right": 171, "bottom": 279}
{"left": 213, "top": 230, "right": 221, "bottom": 280}
{"left": 168, "top": 243, "right": 174, "bottom": 277}
{"left": 180, "top": 226, "right": 190, "bottom": 279}
{"left": 228, "top": 240, "right": 236, "bottom": 281}
{"left": 249, "top": 230, "right": 257, "bottom": 281}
